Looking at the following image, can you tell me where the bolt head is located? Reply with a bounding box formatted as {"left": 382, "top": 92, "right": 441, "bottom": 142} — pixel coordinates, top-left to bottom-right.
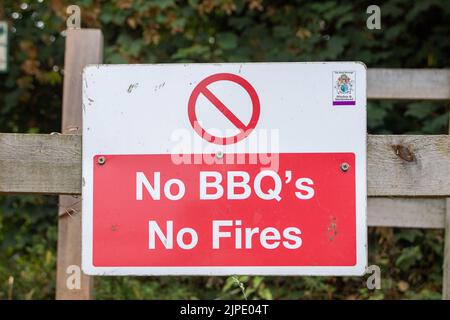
{"left": 340, "top": 162, "right": 350, "bottom": 172}
{"left": 98, "top": 156, "right": 106, "bottom": 165}
{"left": 215, "top": 151, "right": 224, "bottom": 159}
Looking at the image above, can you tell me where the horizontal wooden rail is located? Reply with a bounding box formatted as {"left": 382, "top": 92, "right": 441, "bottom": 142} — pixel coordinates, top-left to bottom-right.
{"left": 368, "top": 198, "right": 445, "bottom": 229}
{"left": 1, "top": 133, "right": 449, "bottom": 196}
{"left": 368, "top": 135, "right": 450, "bottom": 196}
{"left": 0, "top": 134, "right": 81, "bottom": 195}
{"left": 368, "top": 69, "right": 450, "bottom": 100}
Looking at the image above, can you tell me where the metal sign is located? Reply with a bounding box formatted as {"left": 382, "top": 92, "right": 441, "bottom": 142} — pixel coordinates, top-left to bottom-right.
{"left": 82, "top": 62, "right": 367, "bottom": 276}
{"left": 0, "top": 21, "right": 8, "bottom": 72}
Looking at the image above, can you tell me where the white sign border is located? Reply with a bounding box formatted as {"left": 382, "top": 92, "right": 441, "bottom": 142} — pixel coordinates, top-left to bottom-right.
{"left": 81, "top": 62, "right": 367, "bottom": 276}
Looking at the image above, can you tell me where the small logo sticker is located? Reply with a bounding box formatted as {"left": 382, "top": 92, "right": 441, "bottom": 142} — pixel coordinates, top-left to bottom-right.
{"left": 333, "top": 71, "right": 355, "bottom": 106}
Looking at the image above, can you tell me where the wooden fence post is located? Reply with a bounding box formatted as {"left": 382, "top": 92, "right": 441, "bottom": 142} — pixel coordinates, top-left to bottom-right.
{"left": 444, "top": 112, "right": 450, "bottom": 300}
{"left": 444, "top": 202, "right": 450, "bottom": 299}
{"left": 56, "top": 29, "right": 103, "bottom": 300}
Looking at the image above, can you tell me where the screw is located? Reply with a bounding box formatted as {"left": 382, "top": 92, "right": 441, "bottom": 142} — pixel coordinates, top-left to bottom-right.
{"left": 97, "top": 156, "right": 106, "bottom": 165}
{"left": 215, "top": 151, "right": 224, "bottom": 159}
{"left": 340, "top": 162, "right": 350, "bottom": 172}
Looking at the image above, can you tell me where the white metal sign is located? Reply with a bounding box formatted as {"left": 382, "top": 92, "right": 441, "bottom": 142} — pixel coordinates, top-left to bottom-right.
{"left": 82, "top": 62, "right": 367, "bottom": 276}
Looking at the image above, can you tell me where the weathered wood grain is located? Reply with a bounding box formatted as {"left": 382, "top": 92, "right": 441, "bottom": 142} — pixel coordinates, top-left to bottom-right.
{"left": 368, "top": 198, "right": 445, "bottom": 229}
{"left": 56, "top": 28, "right": 102, "bottom": 300}
{"left": 1, "top": 134, "right": 449, "bottom": 197}
{"left": 368, "top": 69, "right": 450, "bottom": 100}
{"left": 368, "top": 135, "right": 450, "bottom": 196}
{"left": 0, "top": 133, "right": 81, "bottom": 194}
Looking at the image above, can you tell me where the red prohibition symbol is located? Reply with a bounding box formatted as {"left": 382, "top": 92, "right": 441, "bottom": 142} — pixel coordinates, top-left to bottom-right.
{"left": 188, "top": 73, "right": 261, "bottom": 145}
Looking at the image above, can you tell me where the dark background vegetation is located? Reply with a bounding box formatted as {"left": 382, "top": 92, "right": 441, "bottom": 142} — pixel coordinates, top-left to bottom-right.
{"left": 0, "top": 0, "right": 449, "bottom": 299}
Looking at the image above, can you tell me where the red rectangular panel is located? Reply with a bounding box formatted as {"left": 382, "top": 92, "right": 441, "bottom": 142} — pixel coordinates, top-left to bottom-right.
{"left": 92, "top": 153, "right": 356, "bottom": 267}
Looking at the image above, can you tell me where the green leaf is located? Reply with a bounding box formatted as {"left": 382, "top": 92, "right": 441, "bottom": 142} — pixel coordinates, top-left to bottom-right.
{"left": 395, "top": 246, "right": 422, "bottom": 270}
{"left": 217, "top": 32, "right": 238, "bottom": 50}
{"left": 258, "top": 287, "right": 273, "bottom": 300}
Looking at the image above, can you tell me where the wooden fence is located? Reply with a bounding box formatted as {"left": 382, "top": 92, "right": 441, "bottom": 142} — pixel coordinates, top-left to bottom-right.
{"left": 0, "top": 29, "right": 449, "bottom": 300}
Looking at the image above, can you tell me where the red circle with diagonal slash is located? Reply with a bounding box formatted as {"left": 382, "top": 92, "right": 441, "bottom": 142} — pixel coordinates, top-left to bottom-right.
{"left": 188, "top": 73, "right": 260, "bottom": 145}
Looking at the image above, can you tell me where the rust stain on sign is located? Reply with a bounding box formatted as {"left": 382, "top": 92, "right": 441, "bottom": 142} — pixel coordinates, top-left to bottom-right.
{"left": 327, "top": 216, "right": 337, "bottom": 241}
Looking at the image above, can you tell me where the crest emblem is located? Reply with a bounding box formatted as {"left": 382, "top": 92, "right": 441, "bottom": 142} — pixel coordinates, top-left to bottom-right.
{"left": 336, "top": 74, "right": 353, "bottom": 94}
{"left": 333, "top": 71, "right": 356, "bottom": 106}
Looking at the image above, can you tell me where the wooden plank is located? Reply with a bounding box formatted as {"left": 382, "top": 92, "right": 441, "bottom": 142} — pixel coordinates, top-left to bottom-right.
{"left": 56, "top": 29, "right": 102, "bottom": 300}
{"left": 0, "top": 135, "right": 443, "bottom": 227}
{"left": 368, "top": 198, "right": 445, "bottom": 229}
{"left": 368, "top": 69, "right": 450, "bottom": 100}
{"left": 0, "top": 134, "right": 81, "bottom": 194}
{"left": 1, "top": 134, "right": 450, "bottom": 197}
{"left": 368, "top": 135, "right": 450, "bottom": 196}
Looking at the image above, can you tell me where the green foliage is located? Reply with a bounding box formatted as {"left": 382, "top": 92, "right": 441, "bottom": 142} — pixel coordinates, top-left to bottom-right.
{"left": 0, "top": 196, "right": 57, "bottom": 299}
{"left": 0, "top": 0, "right": 449, "bottom": 300}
